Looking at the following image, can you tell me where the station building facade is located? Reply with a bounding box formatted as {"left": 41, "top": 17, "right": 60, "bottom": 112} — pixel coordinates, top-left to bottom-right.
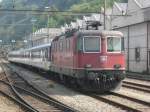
{"left": 31, "top": 28, "right": 61, "bottom": 47}
{"left": 112, "top": 0, "right": 150, "bottom": 73}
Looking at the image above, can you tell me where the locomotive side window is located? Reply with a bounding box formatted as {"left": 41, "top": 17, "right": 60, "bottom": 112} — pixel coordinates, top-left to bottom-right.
{"left": 66, "top": 39, "right": 70, "bottom": 51}
{"left": 77, "top": 37, "right": 83, "bottom": 51}
{"left": 107, "top": 37, "right": 121, "bottom": 52}
{"left": 83, "top": 37, "right": 100, "bottom": 52}
{"left": 121, "top": 38, "right": 125, "bottom": 51}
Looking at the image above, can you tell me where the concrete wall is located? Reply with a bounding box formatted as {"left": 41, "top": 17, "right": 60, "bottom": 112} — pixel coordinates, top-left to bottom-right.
{"left": 129, "top": 22, "right": 147, "bottom": 72}
{"left": 127, "top": 0, "right": 141, "bottom": 13}
{"left": 115, "top": 22, "right": 148, "bottom": 73}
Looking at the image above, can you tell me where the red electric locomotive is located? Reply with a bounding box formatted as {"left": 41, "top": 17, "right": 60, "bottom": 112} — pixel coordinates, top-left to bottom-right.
{"left": 51, "top": 29, "right": 125, "bottom": 92}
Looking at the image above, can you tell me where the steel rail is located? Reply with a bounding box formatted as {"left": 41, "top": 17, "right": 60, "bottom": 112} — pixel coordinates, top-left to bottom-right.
{"left": 123, "top": 81, "right": 150, "bottom": 89}
{"left": 126, "top": 74, "right": 150, "bottom": 81}
{"left": 0, "top": 90, "right": 36, "bottom": 112}
{"left": 3, "top": 62, "right": 77, "bottom": 112}
{"left": 109, "top": 92, "right": 150, "bottom": 107}
{"left": 6, "top": 61, "right": 146, "bottom": 112}
{"left": 91, "top": 95, "right": 142, "bottom": 112}
{"left": 0, "top": 64, "right": 39, "bottom": 112}
{"left": 0, "top": 80, "right": 38, "bottom": 112}
{"left": 122, "top": 83, "right": 150, "bottom": 93}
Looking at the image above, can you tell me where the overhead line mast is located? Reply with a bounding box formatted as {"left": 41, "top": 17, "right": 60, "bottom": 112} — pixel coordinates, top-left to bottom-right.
{"left": 104, "top": 0, "right": 106, "bottom": 30}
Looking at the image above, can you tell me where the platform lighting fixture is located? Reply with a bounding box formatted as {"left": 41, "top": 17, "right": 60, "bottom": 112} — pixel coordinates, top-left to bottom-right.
{"left": 30, "top": 19, "right": 37, "bottom": 47}
{"left": 45, "top": 7, "right": 51, "bottom": 38}
{"left": 31, "top": 18, "right": 37, "bottom": 34}
{"left": 31, "top": 18, "right": 37, "bottom": 23}
{"left": 11, "top": 40, "right": 16, "bottom": 43}
{"left": 0, "top": 40, "right": 2, "bottom": 43}
{"left": 45, "top": 7, "right": 50, "bottom": 9}
{"left": 23, "top": 40, "right": 28, "bottom": 43}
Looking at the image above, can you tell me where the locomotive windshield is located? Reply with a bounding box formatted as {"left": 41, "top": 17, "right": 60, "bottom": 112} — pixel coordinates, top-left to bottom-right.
{"left": 107, "top": 37, "right": 123, "bottom": 52}
{"left": 83, "top": 37, "right": 100, "bottom": 52}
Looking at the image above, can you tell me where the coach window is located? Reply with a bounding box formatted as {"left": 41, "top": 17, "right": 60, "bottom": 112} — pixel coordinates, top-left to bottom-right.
{"left": 83, "top": 37, "right": 100, "bottom": 52}
{"left": 45, "top": 48, "right": 48, "bottom": 59}
{"left": 135, "top": 47, "right": 140, "bottom": 62}
{"left": 107, "top": 37, "right": 121, "bottom": 52}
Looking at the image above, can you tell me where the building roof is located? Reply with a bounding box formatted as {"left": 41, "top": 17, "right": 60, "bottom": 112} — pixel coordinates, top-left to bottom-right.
{"left": 112, "top": 0, "right": 150, "bottom": 28}
{"left": 142, "top": 0, "right": 150, "bottom": 8}
{"left": 70, "top": 22, "right": 77, "bottom": 28}
{"left": 115, "top": 2, "right": 127, "bottom": 14}
{"left": 76, "top": 19, "right": 85, "bottom": 27}
{"left": 32, "top": 28, "right": 62, "bottom": 41}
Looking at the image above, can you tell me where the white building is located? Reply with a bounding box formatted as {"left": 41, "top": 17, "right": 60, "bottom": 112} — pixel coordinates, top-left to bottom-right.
{"left": 112, "top": 0, "right": 150, "bottom": 73}
{"left": 31, "top": 28, "right": 62, "bottom": 47}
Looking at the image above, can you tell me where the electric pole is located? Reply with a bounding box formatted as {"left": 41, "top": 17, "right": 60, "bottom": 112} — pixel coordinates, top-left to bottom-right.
{"left": 104, "top": 0, "right": 106, "bottom": 30}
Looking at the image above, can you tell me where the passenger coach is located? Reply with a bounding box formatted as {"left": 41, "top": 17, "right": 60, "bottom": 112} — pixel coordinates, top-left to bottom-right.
{"left": 8, "top": 43, "right": 51, "bottom": 70}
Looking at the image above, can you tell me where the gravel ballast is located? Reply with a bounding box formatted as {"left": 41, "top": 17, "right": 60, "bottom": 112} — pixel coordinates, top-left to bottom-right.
{"left": 10, "top": 64, "right": 123, "bottom": 112}
{"left": 0, "top": 94, "right": 24, "bottom": 112}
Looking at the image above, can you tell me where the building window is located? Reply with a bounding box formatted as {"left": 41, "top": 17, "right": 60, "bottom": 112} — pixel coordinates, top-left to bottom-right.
{"left": 135, "top": 47, "right": 140, "bottom": 62}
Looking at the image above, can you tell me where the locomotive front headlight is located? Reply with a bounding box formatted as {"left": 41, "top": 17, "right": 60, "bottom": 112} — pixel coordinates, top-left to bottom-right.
{"left": 114, "top": 64, "right": 121, "bottom": 69}
{"left": 85, "top": 64, "right": 92, "bottom": 68}
{"left": 100, "top": 56, "right": 107, "bottom": 62}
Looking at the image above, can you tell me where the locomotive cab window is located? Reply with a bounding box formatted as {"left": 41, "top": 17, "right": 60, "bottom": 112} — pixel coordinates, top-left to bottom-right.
{"left": 83, "top": 36, "right": 100, "bottom": 52}
{"left": 107, "top": 37, "right": 122, "bottom": 52}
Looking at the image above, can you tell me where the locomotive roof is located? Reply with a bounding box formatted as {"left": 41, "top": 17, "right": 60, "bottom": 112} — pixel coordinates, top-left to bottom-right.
{"left": 78, "top": 30, "right": 123, "bottom": 37}
{"left": 53, "top": 30, "right": 123, "bottom": 41}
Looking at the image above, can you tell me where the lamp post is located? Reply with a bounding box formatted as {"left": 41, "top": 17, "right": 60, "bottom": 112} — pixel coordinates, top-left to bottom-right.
{"left": 0, "top": 40, "right": 2, "bottom": 49}
{"left": 104, "top": 0, "right": 106, "bottom": 30}
{"left": 45, "top": 7, "right": 50, "bottom": 39}
{"left": 31, "top": 18, "right": 37, "bottom": 47}
{"left": 12, "top": 0, "right": 15, "bottom": 8}
{"left": 23, "top": 40, "right": 27, "bottom": 48}
{"left": 11, "top": 40, "right": 16, "bottom": 50}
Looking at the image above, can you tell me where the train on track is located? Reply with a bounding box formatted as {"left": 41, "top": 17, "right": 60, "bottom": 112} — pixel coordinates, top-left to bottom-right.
{"left": 8, "top": 29, "right": 126, "bottom": 92}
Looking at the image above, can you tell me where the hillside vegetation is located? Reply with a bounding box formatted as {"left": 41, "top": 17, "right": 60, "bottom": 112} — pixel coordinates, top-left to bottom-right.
{"left": 0, "top": 0, "right": 127, "bottom": 42}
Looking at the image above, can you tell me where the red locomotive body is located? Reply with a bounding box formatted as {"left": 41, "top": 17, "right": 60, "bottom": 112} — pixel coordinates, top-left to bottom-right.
{"left": 51, "top": 30, "right": 125, "bottom": 91}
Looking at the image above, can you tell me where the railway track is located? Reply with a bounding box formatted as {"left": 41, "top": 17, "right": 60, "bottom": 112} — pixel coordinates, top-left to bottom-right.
{"left": 0, "top": 80, "right": 37, "bottom": 112}
{"left": 90, "top": 91, "right": 150, "bottom": 112}
{"left": 3, "top": 60, "right": 150, "bottom": 112}
{"left": 0, "top": 62, "right": 76, "bottom": 112}
{"left": 126, "top": 73, "right": 150, "bottom": 81}
{"left": 123, "top": 80, "right": 150, "bottom": 93}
